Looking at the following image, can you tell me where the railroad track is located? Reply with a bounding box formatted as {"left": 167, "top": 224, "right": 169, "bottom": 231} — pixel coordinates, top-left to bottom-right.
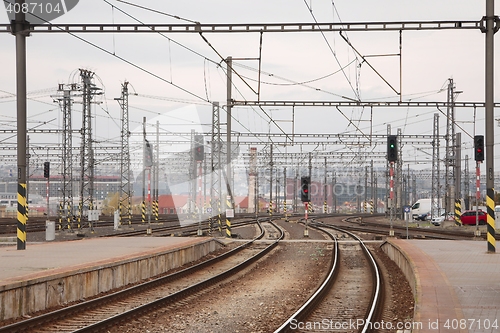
{"left": 0, "top": 219, "right": 284, "bottom": 333}
{"left": 344, "top": 215, "right": 488, "bottom": 240}
{"left": 274, "top": 220, "right": 382, "bottom": 333}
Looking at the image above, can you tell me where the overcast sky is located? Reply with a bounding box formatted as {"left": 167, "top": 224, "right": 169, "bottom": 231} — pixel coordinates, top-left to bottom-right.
{"left": 0, "top": 0, "right": 498, "bottom": 174}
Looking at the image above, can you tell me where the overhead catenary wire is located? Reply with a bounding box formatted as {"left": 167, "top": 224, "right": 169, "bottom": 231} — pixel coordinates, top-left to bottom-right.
{"left": 303, "top": 0, "right": 360, "bottom": 101}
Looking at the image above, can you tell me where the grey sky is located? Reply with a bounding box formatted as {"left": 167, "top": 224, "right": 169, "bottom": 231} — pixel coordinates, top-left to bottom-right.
{"left": 0, "top": 1, "right": 498, "bottom": 171}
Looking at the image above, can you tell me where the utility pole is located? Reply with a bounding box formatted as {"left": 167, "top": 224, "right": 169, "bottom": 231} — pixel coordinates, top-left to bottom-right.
{"left": 364, "top": 165, "right": 368, "bottom": 213}
{"left": 78, "top": 69, "right": 100, "bottom": 232}
{"left": 396, "top": 128, "right": 403, "bottom": 218}
{"left": 210, "top": 102, "right": 223, "bottom": 235}
{"left": 55, "top": 84, "right": 75, "bottom": 230}
{"left": 156, "top": 121, "right": 160, "bottom": 222}
{"left": 484, "top": 0, "right": 496, "bottom": 253}
{"left": 464, "top": 155, "right": 470, "bottom": 210}
{"left": 115, "top": 81, "right": 132, "bottom": 226}
{"left": 284, "top": 167, "right": 288, "bottom": 221}
{"left": 324, "top": 157, "right": 328, "bottom": 214}
{"left": 454, "top": 132, "right": 462, "bottom": 223}
{"left": 248, "top": 147, "right": 257, "bottom": 214}
{"left": 269, "top": 144, "right": 273, "bottom": 217}
{"left": 445, "top": 79, "right": 456, "bottom": 214}
{"left": 431, "top": 113, "right": 441, "bottom": 218}
{"left": 142, "top": 118, "right": 147, "bottom": 225}
{"left": 226, "top": 56, "right": 233, "bottom": 205}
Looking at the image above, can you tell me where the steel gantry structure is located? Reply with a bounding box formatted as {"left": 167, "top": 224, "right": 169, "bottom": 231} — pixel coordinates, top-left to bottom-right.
{"left": 115, "top": 81, "right": 133, "bottom": 226}
{"left": 6, "top": 2, "right": 497, "bottom": 251}
{"left": 53, "top": 83, "right": 77, "bottom": 230}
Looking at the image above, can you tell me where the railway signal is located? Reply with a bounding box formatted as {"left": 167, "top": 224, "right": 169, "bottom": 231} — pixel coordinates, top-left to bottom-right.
{"left": 144, "top": 140, "right": 153, "bottom": 167}
{"left": 300, "top": 176, "right": 310, "bottom": 202}
{"left": 474, "top": 135, "right": 484, "bottom": 162}
{"left": 387, "top": 135, "right": 398, "bottom": 162}
{"left": 194, "top": 135, "right": 204, "bottom": 161}
{"left": 43, "top": 162, "right": 50, "bottom": 178}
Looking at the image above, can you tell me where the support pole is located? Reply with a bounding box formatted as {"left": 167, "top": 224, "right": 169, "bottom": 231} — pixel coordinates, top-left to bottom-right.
{"left": 484, "top": 0, "right": 496, "bottom": 252}
{"left": 475, "top": 162, "right": 481, "bottom": 237}
{"left": 304, "top": 202, "right": 309, "bottom": 237}
{"left": 389, "top": 162, "right": 395, "bottom": 236}
{"left": 14, "top": 0, "right": 28, "bottom": 250}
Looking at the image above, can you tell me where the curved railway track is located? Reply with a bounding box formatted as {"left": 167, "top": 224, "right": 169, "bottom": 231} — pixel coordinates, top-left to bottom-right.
{"left": 0, "top": 219, "right": 284, "bottom": 333}
{"left": 274, "top": 220, "right": 382, "bottom": 333}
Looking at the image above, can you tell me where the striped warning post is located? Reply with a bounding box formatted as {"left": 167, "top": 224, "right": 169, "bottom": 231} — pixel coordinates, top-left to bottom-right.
{"left": 67, "top": 202, "right": 72, "bottom": 230}
{"left": 324, "top": 200, "right": 327, "bottom": 214}
{"left": 370, "top": 200, "right": 374, "bottom": 214}
{"left": 17, "top": 183, "right": 27, "bottom": 250}
{"left": 58, "top": 202, "right": 63, "bottom": 230}
{"left": 217, "top": 199, "right": 222, "bottom": 236}
{"left": 155, "top": 200, "right": 159, "bottom": 222}
{"left": 284, "top": 200, "right": 288, "bottom": 221}
{"left": 486, "top": 188, "right": 496, "bottom": 253}
{"left": 77, "top": 202, "right": 82, "bottom": 229}
{"left": 141, "top": 201, "right": 146, "bottom": 223}
{"left": 118, "top": 201, "right": 122, "bottom": 226}
{"left": 226, "top": 197, "right": 232, "bottom": 238}
{"left": 208, "top": 200, "right": 213, "bottom": 235}
{"left": 454, "top": 199, "right": 462, "bottom": 225}
{"left": 269, "top": 200, "right": 273, "bottom": 217}
{"left": 128, "top": 200, "right": 132, "bottom": 225}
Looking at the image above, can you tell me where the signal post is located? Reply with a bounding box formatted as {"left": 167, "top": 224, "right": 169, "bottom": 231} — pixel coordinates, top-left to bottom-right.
{"left": 387, "top": 135, "right": 398, "bottom": 236}
{"left": 194, "top": 135, "right": 204, "bottom": 236}
{"left": 474, "top": 135, "right": 484, "bottom": 237}
{"left": 301, "top": 176, "right": 310, "bottom": 237}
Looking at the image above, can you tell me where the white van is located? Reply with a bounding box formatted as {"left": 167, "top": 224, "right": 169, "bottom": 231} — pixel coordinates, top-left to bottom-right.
{"left": 411, "top": 199, "right": 432, "bottom": 220}
{"left": 411, "top": 198, "right": 444, "bottom": 220}
{"left": 495, "top": 205, "right": 500, "bottom": 219}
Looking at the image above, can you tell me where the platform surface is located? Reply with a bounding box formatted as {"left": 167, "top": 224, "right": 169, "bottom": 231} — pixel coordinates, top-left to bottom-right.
{"left": 391, "top": 239, "right": 500, "bottom": 333}
{"left": 0, "top": 237, "right": 210, "bottom": 285}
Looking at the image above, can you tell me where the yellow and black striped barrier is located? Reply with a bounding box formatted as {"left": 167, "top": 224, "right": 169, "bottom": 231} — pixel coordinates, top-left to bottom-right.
{"left": 486, "top": 188, "right": 496, "bottom": 253}
{"left": 17, "top": 183, "right": 27, "bottom": 250}
{"left": 67, "top": 202, "right": 72, "bottom": 230}
{"left": 141, "top": 201, "right": 146, "bottom": 223}
{"left": 454, "top": 199, "right": 462, "bottom": 225}
{"left": 324, "top": 200, "right": 327, "bottom": 214}
{"left": 370, "top": 200, "right": 374, "bottom": 214}
{"left": 58, "top": 202, "right": 63, "bottom": 230}
{"left": 269, "top": 200, "right": 273, "bottom": 217}
{"left": 77, "top": 202, "right": 82, "bottom": 229}
{"left": 118, "top": 201, "right": 122, "bottom": 226}
{"left": 218, "top": 199, "right": 222, "bottom": 236}
{"left": 226, "top": 197, "right": 232, "bottom": 238}
{"left": 128, "top": 202, "right": 132, "bottom": 225}
{"left": 284, "top": 200, "right": 288, "bottom": 222}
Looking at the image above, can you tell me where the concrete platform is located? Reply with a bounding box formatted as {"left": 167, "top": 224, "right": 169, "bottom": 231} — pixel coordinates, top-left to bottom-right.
{"left": 0, "top": 237, "right": 222, "bottom": 321}
{"left": 382, "top": 239, "right": 500, "bottom": 333}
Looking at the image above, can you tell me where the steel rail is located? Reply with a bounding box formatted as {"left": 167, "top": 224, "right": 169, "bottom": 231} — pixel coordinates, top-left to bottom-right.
{"left": 318, "top": 222, "right": 382, "bottom": 333}
{"left": 274, "top": 219, "right": 382, "bottom": 333}
{"left": 0, "top": 219, "right": 277, "bottom": 333}
{"left": 273, "top": 224, "right": 338, "bottom": 333}
{"left": 70, "top": 219, "right": 284, "bottom": 333}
